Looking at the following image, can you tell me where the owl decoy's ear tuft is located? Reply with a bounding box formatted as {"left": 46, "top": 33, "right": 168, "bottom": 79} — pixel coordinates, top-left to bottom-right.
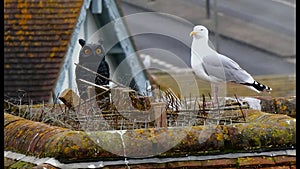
{"left": 79, "top": 39, "right": 86, "bottom": 48}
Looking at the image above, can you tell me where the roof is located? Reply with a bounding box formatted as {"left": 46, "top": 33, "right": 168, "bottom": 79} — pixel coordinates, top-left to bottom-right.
{"left": 3, "top": 107, "right": 296, "bottom": 168}
{"left": 4, "top": 0, "right": 83, "bottom": 103}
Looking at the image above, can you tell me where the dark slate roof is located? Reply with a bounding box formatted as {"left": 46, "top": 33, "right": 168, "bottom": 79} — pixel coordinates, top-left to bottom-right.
{"left": 4, "top": 0, "right": 83, "bottom": 103}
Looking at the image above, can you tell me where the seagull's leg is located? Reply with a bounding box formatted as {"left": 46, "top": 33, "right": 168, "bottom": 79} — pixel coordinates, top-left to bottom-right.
{"left": 213, "top": 84, "right": 221, "bottom": 123}
{"left": 213, "top": 84, "right": 218, "bottom": 105}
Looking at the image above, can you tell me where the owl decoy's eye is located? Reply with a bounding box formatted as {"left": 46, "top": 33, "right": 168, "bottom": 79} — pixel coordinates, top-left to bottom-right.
{"left": 84, "top": 48, "right": 91, "bottom": 55}
{"left": 82, "top": 45, "right": 92, "bottom": 56}
{"left": 95, "top": 48, "right": 102, "bottom": 55}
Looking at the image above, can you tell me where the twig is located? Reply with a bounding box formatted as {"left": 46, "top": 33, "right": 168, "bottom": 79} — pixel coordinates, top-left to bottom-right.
{"left": 193, "top": 96, "right": 198, "bottom": 111}
{"left": 78, "top": 79, "right": 109, "bottom": 91}
{"left": 202, "top": 94, "right": 207, "bottom": 116}
{"left": 234, "top": 94, "right": 246, "bottom": 122}
{"left": 208, "top": 93, "right": 212, "bottom": 100}
{"left": 50, "top": 91, "right": 60, "bottom": 113}
{"left": 184, "top": 96, "right": 187, "bottom": 110}
{"left": 189, "top": 93, "right": 192, "bottom": 110}
{"left": 158, "top": 85, "right": 162, "bottom": 101}
{"left": 48, "top": 116, "right": 74, "bottom": 129}
{"left": 75, "top": 63, "right": 127, "bottom": 88}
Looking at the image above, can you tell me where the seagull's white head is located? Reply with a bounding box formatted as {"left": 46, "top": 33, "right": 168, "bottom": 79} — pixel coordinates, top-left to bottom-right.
{"left": 190, "top": 25, "right": 209, "bottom": 39}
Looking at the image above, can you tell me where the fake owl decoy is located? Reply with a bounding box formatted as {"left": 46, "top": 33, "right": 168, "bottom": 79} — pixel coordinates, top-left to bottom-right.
{"left": 76, "top": 39, "right": 110, "bottom": 100}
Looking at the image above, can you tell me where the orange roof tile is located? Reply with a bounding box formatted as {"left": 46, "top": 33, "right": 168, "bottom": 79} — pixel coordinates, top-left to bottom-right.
{"left": 4, "top": 0, "right": 83, "bottom": 103}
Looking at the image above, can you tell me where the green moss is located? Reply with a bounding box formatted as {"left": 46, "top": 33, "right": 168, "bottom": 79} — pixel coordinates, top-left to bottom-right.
{"left": 8, "top": 161, "right": 35, "bottom": 169}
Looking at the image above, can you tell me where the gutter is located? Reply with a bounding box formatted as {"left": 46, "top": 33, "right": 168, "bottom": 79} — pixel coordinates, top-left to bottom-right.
{"left": 4, "top": 149, "right": 296, "bottom": 168}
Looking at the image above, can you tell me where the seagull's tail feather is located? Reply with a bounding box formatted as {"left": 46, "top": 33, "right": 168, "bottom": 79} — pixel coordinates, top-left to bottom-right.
{"left": 242, "top": 81, "right": 272, "bottom": 93}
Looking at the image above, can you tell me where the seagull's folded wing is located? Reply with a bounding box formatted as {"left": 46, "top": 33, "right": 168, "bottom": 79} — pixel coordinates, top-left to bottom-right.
{"left": 202, "top": 54, "right": 254, "bottom": 84}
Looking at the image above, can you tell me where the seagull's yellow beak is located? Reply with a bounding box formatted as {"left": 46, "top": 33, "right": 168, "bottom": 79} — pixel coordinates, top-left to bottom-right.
{"left": 190, "top": 31, "right": 196, "bottom": 36}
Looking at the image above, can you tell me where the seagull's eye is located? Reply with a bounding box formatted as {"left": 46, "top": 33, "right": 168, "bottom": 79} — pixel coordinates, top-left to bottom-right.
{"left": 200, "top": 29, "right": 203, "bottom": 31}
{"left": 96, "top": 48, "right": 102, "bottom": 55}
{"left": 84, "top": 48, "right": 91, "bottom": 55}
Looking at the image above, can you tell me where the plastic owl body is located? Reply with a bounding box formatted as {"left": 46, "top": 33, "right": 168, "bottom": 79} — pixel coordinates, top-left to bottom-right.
{"left": 76, "top": 39, "right": 110, "bottom": 100}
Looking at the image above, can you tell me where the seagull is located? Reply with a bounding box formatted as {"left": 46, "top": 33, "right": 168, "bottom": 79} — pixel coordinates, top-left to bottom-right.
{"left": 189, "top": 25, "right": 272, "bottom": 103}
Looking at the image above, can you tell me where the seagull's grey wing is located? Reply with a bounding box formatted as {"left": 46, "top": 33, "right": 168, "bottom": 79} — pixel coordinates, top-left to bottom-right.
{"left": 202, "top": 54, "right": 254, "bottom": 83}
